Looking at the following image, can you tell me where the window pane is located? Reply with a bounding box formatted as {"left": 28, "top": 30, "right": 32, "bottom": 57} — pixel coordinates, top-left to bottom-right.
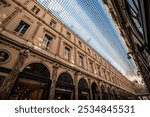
{"left": 79, "top": 55, "right": 83, "bottom": 67}
{"left": 14, "top": 21, "right": 24, "bottom": 33}
{"left": 42, "top": 34, "right": 53, "bottom": 48}
{"left": 64, "top": 46, "right": 70, "bottom": 60}
{"left": 32, "top": 6, "right": 40, "bottom": 14}
{"left": 20, "top": 24, "right": 30, "bottom": 35}
{"left": 50, "top": 20, "right": 56, "bottom": 28}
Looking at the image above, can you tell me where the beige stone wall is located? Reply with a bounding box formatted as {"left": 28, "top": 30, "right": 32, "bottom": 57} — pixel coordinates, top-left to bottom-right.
{"left": 0, "top": 0, "right": 137, "bottom": 99}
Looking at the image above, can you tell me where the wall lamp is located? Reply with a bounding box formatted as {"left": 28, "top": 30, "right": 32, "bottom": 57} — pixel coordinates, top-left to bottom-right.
{"left": 137, "top": 71, "right": 141, "bottom": 76}
{"left": 127, "top": 52, "right": 133, "bottom": 59}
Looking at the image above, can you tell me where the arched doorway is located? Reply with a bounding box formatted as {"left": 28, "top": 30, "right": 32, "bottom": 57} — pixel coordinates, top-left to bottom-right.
{"left": 101, "top": 85, "right": 108, "bottom": 100}
{"left": 78, "top": 78, "right": 89, "bottom": 100}
{"left": 91, "top": 82, "right": 99, "bottom": 100}
{"left": 9, "top": 63, "right": 51, "bottom": 100}
{"left": 54, "top": 72, "right": 74, "bottom": 100}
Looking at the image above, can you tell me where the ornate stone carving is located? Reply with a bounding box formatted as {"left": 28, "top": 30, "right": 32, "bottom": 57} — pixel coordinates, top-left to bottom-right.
{"left": 0, "top": 50, "right": 10, "bottom": 64}
{"left": 0, "top": 50, "right": 28, "bottom": 99}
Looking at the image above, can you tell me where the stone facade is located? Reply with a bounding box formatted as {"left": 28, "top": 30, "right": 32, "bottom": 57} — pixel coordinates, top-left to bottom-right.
{"left": 103, "top": 0, "right": 150, "bottom": 97}
{"left": 0, "top": 0, "right": 137, "bottom": 100}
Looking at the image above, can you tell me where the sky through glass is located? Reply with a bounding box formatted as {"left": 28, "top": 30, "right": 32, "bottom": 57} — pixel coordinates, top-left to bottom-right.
{"left": 37, "top": 0, "right": 142, "bottom": 82}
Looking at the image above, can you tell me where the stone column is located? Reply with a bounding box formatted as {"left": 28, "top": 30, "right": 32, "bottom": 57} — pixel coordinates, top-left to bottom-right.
{"left": 74, "top": 71, "right": 79, "bottom": 100}
{"left": 0, "top": 49, "right": 28, "bottom": 99}
{"left": 30, "top": 22, "right": 42, "bottom": 42}
{"left": 88, "top": 79, "right": 93, "bottom": 100}
{"left": 99, "top": 82, "right": 103, "bottom": 100}
{"left": 49, "top": 63, "right": 58, "bottom": 100}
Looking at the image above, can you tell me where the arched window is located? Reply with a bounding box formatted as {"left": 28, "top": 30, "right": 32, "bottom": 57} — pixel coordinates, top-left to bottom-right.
{"left": 78, "top": 78, "right": 88, "bottom": 90}
{"left": 78, "top": 78, "right": 89, "bottom": 100}
{"left": 55, "top": 72, "right": 74, "bottom": 100}
{"left": 10, "top": 63, "right": 50, "bottom": 100}
{"left": 101, "top": 85, "right": 108, "bottom": 100}
{"left": 91, "top": 82, "right": 99, "bottom": 100}
{"left": 57, "top": 72, "right": 73, "bottom": 86}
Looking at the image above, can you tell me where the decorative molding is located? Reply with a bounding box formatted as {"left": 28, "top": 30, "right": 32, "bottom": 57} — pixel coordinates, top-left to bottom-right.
{"left": 1, "top": 8, "right": 20, "bottom": 28}
{"left": 22, "top": 15, "right": 34, "bottom": 23}
{"left": 0, "top": 50, "right": 28, "bottom": 99}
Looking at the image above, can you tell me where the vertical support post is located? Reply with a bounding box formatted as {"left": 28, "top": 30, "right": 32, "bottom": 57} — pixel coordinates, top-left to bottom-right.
{"left": 0, "top": 49, "right": 28, "bottom": 99}
{"left": 49, "top": 63, "right": 58, "bottom": 100}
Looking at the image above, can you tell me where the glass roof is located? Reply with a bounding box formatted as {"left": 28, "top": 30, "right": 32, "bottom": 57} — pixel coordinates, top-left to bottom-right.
{"left": 37, "top": 0, "right": 141, "bottom": 82}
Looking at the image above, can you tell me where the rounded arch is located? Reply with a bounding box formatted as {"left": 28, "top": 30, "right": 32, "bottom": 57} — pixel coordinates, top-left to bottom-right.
{"left": 119, "top": 90, "right": 126, "bottom": 100}
{"left": 55, "top": 72, "right": 75, "bottom": 100}
{"left": 57, "top": 70, "right": 74, "bottom": 85}
{"left": 112, "top": 88, "right": 118, "bottom": 100}
{"left": 21, "top": 61, "right": 52, "bottom": 78}
{"left": 10, "top": 63, "right": 51, "bottom": 100}
{"left": 56, "top": 72, "right": 73, "bottom": 85}
{"left": 101, "top": 84, "right": 108, "bottom": 100}
{"left": 91, "top": 82, "right": 99, "bottom": 100}
{"left": 78, "top": 76, "right": 90, "bottom": 87}
{"left": 78, "top": 78, "right": 88, "bottom": 89}
{"left": 107, "top": 86, "right": 115, "bottom": 100}
{"left": 78, "top": 78, "right": 89, "bottom": 100}
{"left": 22, "top": 63, "right": 50, "bottom": 80}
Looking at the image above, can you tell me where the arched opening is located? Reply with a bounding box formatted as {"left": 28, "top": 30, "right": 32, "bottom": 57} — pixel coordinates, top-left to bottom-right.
{"left": 54, "top": 72, "right": 74, "bottom": 100}
{"left": 91, "top": 82, "right": 99, "bottom": 100}
{"left": 107, "top": 87, "right": 114, "bottom": 100}
{"left": 78, "top": 78, "right": 89, "bottom": 100}
{"left": 119, "top": 91, "right": 125, "bottom": 100}
{"left": 9, "top": 63, "right": 51, "bottom": 100}
{"left": 101, "top": 85, "right": 108, "bottom": 100}
{"left": 113, "top": 89, "right": 118, "bottom": 100}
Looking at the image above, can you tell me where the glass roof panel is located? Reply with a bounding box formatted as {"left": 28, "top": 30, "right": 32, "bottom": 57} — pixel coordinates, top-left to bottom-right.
{"left": 37, "top": 0, "right": 142, "bottom": 82}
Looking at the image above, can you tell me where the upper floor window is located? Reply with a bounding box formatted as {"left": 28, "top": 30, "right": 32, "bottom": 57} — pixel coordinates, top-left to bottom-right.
{"left": 101, "top": 68, "right": 106, "bottom": 78}
{"left": 95, "top": 54, "right": 97, "bottom": 59}
{"left": 79, "top": 54, "right": 84, "bottom": 67}
{"left": 78, "top": 41, "right": 82, "bottom": 48}
{"left": 89, "top": 61, "right": 93, "bottom": 72}
{"left": 64, "top": 46, "right": 71, "bottom": 61}
{"left": 87, "top": 48, "right": 91, "bottom": 54}
{"left": 66, "top": 31, "right": 71, "bottom": 39}
{"left": 14, "top": 21, "right": 30, "bottom": 36}
{"left": 0, "top": 0, "right": 7, "bottom": 8}
{"left": 42, "top": 34, "right": 53, "bottom": 49}
{"left": 125, "top": 0, "right": 143, "bottom": 35}
{"left": 50, "top": 19, "right": 57, "bottom": 28}
{"left": 31, "top": 5, "right": 40, "bottom": 14}
{"left": 107, "top": 72, "right": 110, "bottom": 80}
{"left": 97, "top": 66, "right": 101, "bottom": 76}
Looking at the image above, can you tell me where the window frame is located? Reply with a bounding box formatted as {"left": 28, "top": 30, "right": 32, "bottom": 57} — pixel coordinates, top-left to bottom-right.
{"left": 96, "top": 65, "right": 101, "bottom": 76}
{"left": 13, "top": 20, "right": 30, "bottom": 36}
{"left": 78, "top": 53, "right": 84, "bottom": 67}
{"left": 31, "top": 5, "right": 40, "bottom": 15}
{"left": 66, "top": 31, "right": 71, "bottom": 39}
{"left": 64, "top": 45, "right": 71, "bottom": 61}
{"left": 42, "top": 33, "right": 53, "bottom": 50}
{"left": 88, "top": 60, "right": 93, "bottom": 72}
{"left": 0, "top": 0, "right": 7, "bottom": 8}
{"left": 50, "top": 19, "right": 57, "bottom": 28}
{"left": 87, "top": 48, "right": 91, "bottom": 54}
{"left": 78, "top": 40, "right": 82, "bottom": 48}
